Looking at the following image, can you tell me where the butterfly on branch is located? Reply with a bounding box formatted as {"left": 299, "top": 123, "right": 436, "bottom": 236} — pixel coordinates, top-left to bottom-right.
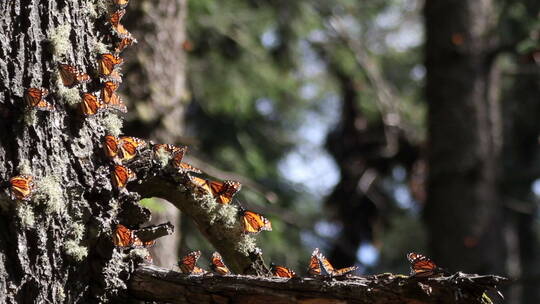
{"left": 178, "top": 250, "right": 208, "bottom": 275}
{"left": 307, "top": 248, "right": 357, "bottom": 277}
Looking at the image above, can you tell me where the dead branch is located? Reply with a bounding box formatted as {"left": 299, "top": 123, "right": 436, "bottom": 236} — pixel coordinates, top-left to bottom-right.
{"left": 128, "top": 264, "right": 508, "bottom": 304}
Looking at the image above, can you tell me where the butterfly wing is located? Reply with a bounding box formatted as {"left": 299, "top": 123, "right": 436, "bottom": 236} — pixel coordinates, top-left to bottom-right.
{"left": 115, "top": 36, "right": 137, "bottom": 54}
{"left": 407, "top": 252, "right": 439, "bottom": 277}
{"left": 80, "top": 93, "right": 106, "bottom": 116}
{"left": 307, "top": 248, "right": 322, "bottom": 276}
{"left": 119, "top": 136, "right": 145, "bottom": 161}
{"left": 170, "top": 146, "right": 188, "bottom": 168}
{"left": 189, "top": 176, "right": 213, "bottom": 194}
{"left": 177, "top": 162, "right": 202, "bottom": 174}
{"left": 25, "top": 88, "right": 54, "bottom": 111}
{"left": 103, "top": 135, "right": 119, "bottom": 159}
{"left": 242, "top": 210, "right": 272, "bottom": 234}
{"left": 331, "top": 266, "right": 358, "bottom": 277}
{"left": 210, "top": 180, "right": 241, "bottom": 204}
{"left": 112, "top": 165, "right": 136, "bottom": 188}
{"left": 99, "top": 54, "right": 123, "bottom": 77}
{"left": 210, "top": 252, "right": 230, "bottom": 275}
{"left": 271, "top": 264, "right": 296, "bottom": 278}
{"left": 109, "top": 9, "right": 125, "bottom": 27}
{"left": 179, "top": 251, "right": 207, "bottom": 275}
{"left": 101, "top": 81, "right": 119, "bottom": 104}
{"left": 113, "top": 224, "right": 134, "bottom": 247}
{"left": 58, "top": 64, "right": 90, "bottom": 87}
{"left": 10, "top": 175, "right": 33, "bottom": 200}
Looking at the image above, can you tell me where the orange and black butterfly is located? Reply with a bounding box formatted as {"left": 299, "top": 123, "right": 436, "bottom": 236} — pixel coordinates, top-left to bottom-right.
{"left": 101, "top": 81, "right": 127, "bottom": 113}
{"left": 115, "top": 36, "right": 137, "bottom": 54}
{"left": 109, "top": 9, "right": 125, "bottom": 27}
{"left": 118, "top": 136, "right": 146, "bottom": 161}
{"left": 98, "top": 54, "right": 123, "bottom": 77}
{"left": 271, "top": 263, "right": 296, "bottom": 278}
{"left": 241, "top": 210, "right": 272, "bottom": 234}
{"left": 170, "top": 146, "right": 187, "bottom": 169}
{"left": 9, "top": 175, "right": 33, "bottom": 200}
{"left": 188, "top": 176, "right": 241, "bottom": 204}
{"left": 407, "top": 252, "right": 447, "bottom": 278}
{"left": 210, "top": 252, "right": 230, "bottom": 275}
{"left": 80, "top": 93, "right": 106, "bottom": 116}
{"left": 25, "top": 88, "right": 54, "bottom": 111}
{"left": 177, "top": 162, "right": 202, "bottom": 174}
{"left": 307, "top": 248, "right": 357, "bottom": 277}
{"left": 58, "top": 64, "right": 91, "bottom": 88}
{"left": 179, "top": 251, "right": 207, "bottom": 275}
{"left": 111, "top": 164, "right": 136, "bottom": 188}
{"left": 113, "top": 224, "right": 155, "bottom": 248}
{"left": 103, "top": 135, "right": 120, "bottom": 159}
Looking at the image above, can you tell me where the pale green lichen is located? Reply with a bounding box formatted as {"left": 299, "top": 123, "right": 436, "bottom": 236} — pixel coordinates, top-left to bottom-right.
{"left": 17, "top": 160, "right": 32, "bottom": 175}
{"left": 155, "top": 148, "right": 172, "bottom": 168}
{"left": 64, "top": 240, "right": 88, "bottom": 262}
{"left": 217, "top": 204, "right": 238, "bottom": 228}
{"left": 49, "top": 24, "right": 72, "bottom": 58}
{"left": 71, "top": 222, "right": 86, "bottom": 241}
{"left": 34, "top": 176, "right": 64, "bottom": 214}
{"left": 94, "top": 0, "right": 111, "bottom": 16}
{"left": 130, "top": 248, "right": 150, "bottom": 261}
{"left": 17, "top": 204, "right": 35, "bottom": 228}
{"left": 57, "top": 83, "right": 80, "bottom": 105}
{"left": 102, "top": 113, "right": 123, "bottom": 136}
{"left": 53, "top": 283, "right": 66, "bottom": 302}
{"left": 86, "top": 2, "right": 98, "bottom": 19}
{"left": 93, "top": 40, "right": 110, "bottom": 56}
{"left": 236, "top": 234, "right": 256, "bottom": 255}
{"left": 23, "top": 109, "right": 37, "bottom": 126}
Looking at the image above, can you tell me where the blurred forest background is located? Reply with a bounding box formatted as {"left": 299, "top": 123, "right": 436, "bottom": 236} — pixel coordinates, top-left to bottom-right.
{"left": 119, "top": 0, "right": 540, "bottom": 303}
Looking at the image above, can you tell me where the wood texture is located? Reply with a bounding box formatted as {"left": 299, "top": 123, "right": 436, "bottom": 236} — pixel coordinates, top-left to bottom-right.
{"left": 129, "top": 264, "right": 507, "bottom": 304}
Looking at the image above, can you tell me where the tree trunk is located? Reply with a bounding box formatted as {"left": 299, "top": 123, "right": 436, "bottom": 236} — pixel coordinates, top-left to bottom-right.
{"left": 121, "top": 0, "right": 188, "bottom": 269}
{"left": 0, "top": 1, "right": 151, "bottom": 302}
{"left": 424, "top": 0, "right": 505, "bottom": 274}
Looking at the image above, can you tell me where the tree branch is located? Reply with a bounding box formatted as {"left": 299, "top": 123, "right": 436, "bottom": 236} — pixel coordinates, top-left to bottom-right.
{"left": 126, "top": 149, "right": 269, "bottom": 275}
{"left": 128, "top": 264, "right": 508, "bottom": 304}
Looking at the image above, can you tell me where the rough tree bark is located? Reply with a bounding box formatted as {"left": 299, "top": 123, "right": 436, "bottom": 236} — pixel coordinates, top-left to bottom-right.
{"left": 424, "top": 0, "right": 505, "bottom": 274}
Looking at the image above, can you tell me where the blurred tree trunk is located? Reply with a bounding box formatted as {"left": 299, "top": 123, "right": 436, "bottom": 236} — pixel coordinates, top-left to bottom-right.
{"left": 0, "top": 0, "right": 151, "bottom": 301}
{"left": 424, "top": 0, "right": 505, "bottom": 274}
{"left": 122, "top": 0, "right": 188, "bottom": 267}
{"left": 501, "top": 51, "right": 540, "bottom": 303}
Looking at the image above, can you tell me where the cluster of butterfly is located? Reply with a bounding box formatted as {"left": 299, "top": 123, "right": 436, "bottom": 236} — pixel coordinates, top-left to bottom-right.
{"left": 177, "top": 248, "right": 357, "bottom": 278}
{"left": 106, "top": 137, "right": 273, "bottom": 253}
{"left": 177, "top": 249, "right": 446, "bottom": 279}
{"left": 24, "top": 0, "right": 134, "bottom": 115}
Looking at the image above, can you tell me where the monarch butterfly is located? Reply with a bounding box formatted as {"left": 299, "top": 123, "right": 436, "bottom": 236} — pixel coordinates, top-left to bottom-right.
{"left": 80, "top": 93, "right": 106, "bottom": 116}
{"left": 118, "top": 136, "right": 146, "bottom": 161}
{"left": 25, "top": 88, "right": 54, "bottom": 111}
{"left": 98, "top": 54, "right": 123, "bottom": 77}
{"left": 407, "top": 252, "right": 446, "bottom": 278}
{"left": 210, "top": 252, "right": 230, "bottom": 275}
{"left": 109, "top": 9, "right": 125, "bottom": 27}
{"left": 58, "top": 64, "right": 91, "bottom": 88}
{"left": 9, "top": 175, "right": 33, "bottom": 200}
{"left": 177, "top": 162, "right": 202, "bottom": 174}
{"left": 271, "top": 263, "right": 296, "bottom": 278}
{"left": 307, "top": 248, "right": 357, "bottom": 277}
{"left": 103, "top": 135, "right": 120, "bottom": 159}
{"left": 179, "top": 251, "right": 207, "bottom": 275}
{"left": 113, "top": 224, "right": 155, "bottom": 248}
{"left": 115, "top": 36, "right": 137, "bottom": 54}
{"left": 111, "top": 164, "right": 136, "bottom": 188}
{"left": 171, "top": 146, "right": 187, "bottom": 169}
{"left": 241, "top": 210, "right": 272, "bottom": 234}
{"left": 188, "top": 176, "right": 241, "bottom": 204}
{"left": 101, "top": 81, "right": 119, "bottom": 103}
